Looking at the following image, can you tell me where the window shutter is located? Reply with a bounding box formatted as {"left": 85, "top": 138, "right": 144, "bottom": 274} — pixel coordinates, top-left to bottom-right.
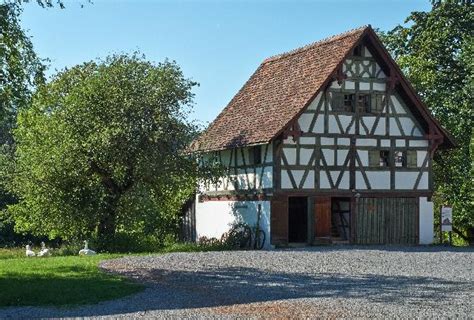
{"left": 407, "top": 150, "right": 417, "bottom": 168}
{"left": 332, "top": 92, "right": 343, "bottom": 111}
{"left": 370, "top": 94, "right": 377, "bottom": 113}
{"left": 368, "top": 150, "right": 379, "bottom": 167}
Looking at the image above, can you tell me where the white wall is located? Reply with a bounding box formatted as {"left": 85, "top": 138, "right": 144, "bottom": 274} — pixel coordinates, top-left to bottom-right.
{"left": 419, "top": 197, "right": 434, "bottom": 244}
{"left": 195, "top": 198, "right": 271, "bottom": 249}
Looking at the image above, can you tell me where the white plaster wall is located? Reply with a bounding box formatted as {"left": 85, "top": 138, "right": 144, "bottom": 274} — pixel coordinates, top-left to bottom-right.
{"left": 395, "top": 172, "right": 418, "bottom": 189}
{"left": 366, "top": 171, "right": 391, "bottom": 189}
{"left": 419, "top": 197, "right": 434, "bottom": 244}
{"left": 195, "top": 199, "right": 272, "bottom": 249}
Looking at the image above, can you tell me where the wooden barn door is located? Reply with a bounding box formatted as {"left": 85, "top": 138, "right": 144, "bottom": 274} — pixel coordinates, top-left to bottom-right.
{"left": 314, "top": 197, "right": 332, "bottom": 240}
{"left": 354, "top": 197, "right": 418, "bottom": 244}
{"left": 271, "top": 195, "right": 288, "bottom": 245}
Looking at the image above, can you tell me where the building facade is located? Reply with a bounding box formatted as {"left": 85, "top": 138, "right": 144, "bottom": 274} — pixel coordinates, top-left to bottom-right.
{"left": 188, "top": 26, "right": 455, "bottom": 247}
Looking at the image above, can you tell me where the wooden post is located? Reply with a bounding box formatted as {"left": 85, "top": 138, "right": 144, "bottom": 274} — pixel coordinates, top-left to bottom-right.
{"left": 439, "top": 205, "right": 443, "bottom": 244}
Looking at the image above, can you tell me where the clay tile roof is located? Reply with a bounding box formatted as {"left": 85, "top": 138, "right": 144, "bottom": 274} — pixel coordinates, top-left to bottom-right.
{"left": 191, "top": 26, "right": 369, "bottom": 152}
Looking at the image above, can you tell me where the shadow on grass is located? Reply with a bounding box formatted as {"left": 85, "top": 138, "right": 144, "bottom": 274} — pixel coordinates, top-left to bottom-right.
{"left": 1, "top": 263, "right": 471, "bottom": 317}
{"left": 0, "top": 271, "right": 143, "bottom": 308}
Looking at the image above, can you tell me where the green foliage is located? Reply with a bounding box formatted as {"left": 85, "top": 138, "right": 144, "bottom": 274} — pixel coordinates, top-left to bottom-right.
{"left": 380, "top": 0, "right": 474, "bottom": 229}
{"left": 0, "top": 253, "right": 143, "bottom": 307}
{"left": 6, "top": 53, "right": 202, "bottom": 248}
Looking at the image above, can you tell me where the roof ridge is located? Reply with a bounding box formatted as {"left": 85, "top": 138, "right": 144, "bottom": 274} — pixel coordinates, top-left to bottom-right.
{"left": 263, "top": 25, "right": 370, "bottom": 64}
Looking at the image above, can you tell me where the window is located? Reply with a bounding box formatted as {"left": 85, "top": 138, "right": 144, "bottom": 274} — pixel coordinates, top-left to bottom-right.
{"left": 344, "top": 94, "right": 354, "bottom": 111}
{"left": 356, "top": 94, "right": 371, "bottom": 113}
{"left": 248, "top": 145, "right": 262, "bottom": 165}
{"left": 370, "top": 94, "right": 385, "bottom": 113}
{"left": 394, "top": 151, "right": 406, "bottom": 167}
{"left": 407, "top": 150, "right": 417, "bottom": 168}
{"left": 369, "top": 150, "right": 390, "bottom": 167}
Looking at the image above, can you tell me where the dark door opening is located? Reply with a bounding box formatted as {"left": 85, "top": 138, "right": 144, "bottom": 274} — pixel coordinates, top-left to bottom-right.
{"left": 331, "top": 198, "right": 351, "bottom": 242}
{"left": 288, "top": 197, "right": 308, "bottom": 243}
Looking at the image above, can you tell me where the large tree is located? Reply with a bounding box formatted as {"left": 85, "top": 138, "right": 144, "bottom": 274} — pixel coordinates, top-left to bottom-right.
{"left": 7, "top": 54, "right": 202, "bottom": 248}
{"left": 380, "top": 0, "right": 473, "bottom": 235}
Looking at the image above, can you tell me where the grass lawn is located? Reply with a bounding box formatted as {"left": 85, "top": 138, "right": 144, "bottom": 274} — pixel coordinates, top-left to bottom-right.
{"left": 0, "top": 249, "right": 144, "bottom": 308}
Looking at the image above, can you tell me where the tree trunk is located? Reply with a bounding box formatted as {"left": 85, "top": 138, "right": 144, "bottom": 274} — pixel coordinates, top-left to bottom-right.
{"left": 97, "top": 194, "right": 119, "bottom": 250}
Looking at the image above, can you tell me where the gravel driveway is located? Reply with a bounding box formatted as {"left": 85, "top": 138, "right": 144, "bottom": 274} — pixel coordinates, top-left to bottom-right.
{"left": 1, "top": 246, "right": 473, "bottom": 318}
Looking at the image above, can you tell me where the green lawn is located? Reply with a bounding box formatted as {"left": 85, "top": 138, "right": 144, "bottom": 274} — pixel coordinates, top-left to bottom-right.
{"left": 0, "top": 251, "right": 144, "bottom": 308}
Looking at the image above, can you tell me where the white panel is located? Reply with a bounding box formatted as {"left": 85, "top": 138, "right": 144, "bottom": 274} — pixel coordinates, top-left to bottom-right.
{"left": 417, "top": 151, "right": 427, "bottom": 167}
{"left": 338, "top": 172, "right": 350, "bottom": 189}
{"left": 283, "top": 148, "right": 297, "bottom": 165}
{"left": 330, "top": 81, "right": 342, "bottom": 89}
{"left": 300, "top": 137, "right": 316, "bottom": 145}
{"left": 361, "top": 116, "right": 376, "bottom": 134}
{"left": 345, "top": 81, "right": 355, "bottom": 90}
{"left": 328, "top": 115, "right": 340, "bottom": 133}
{"left": 400, "top": 117, "right": 416, "bottom": 136}
{"left": 195, "top": 199, "right": 272, "bottom": 248}
{"left": 319, "top": 171, "right": 331, "bottom": 189}
{"left": 312, "top": 116, "right": 325, "bottom": 133}
{"left": 419, "top": 197, "right": 434, "bottom": 244}
{"left": 298, "top": 113, "right": 313, "bottom": 133}
{"left": 322, "top": 149, "right": 334, "bottom": 165}
{"left": 363, "top": 46, "right": 372, "bottom": 57}
{"left": 366, "top": 171, "right": 391, "bottom": 189}
{"left": 381, "top": 139, "right": 390, "bottom": 147}
{"left": 338, "top": 115, "right": 352, "bottom": 132}
{"left": 281, "top": 170, "right": 293, "bottom": 189}
{"left": 302, "top": 170, "right": 315, "bottom": 189}
{"left": 307, "top": 92, "right": 322, "bottom": 111}
{"left": 338, "top": 138, "right": 350, "bottom": 146}
{"left": 374, "top": 120, "right": 385, "bottom": 135}
{"left": 389, "top": 118, "right": 401, "bottom": 135}
{"left": 410, "top": 140, "right": 429, "bottom": 147}
{"left": 337, "top": 149, "right": 349, "bottom": 165}
{"left": 372, "top": 82, "right": 386, "bottom": 91}
{"left": 300, "top": 149, "right": 313, "bottom": 165}
{"left": 237, "top": 168, "right": 248, "bottom": 189}
{"left": 264, "top": 144, "right": 273, "bottom": 163}
{"left": 360, "top": 82, "right": 370, "bottom": 91}
{"left": 247, "top": 172, "right": 256, "bottom": 189}
{"left": 395, "top": 172, "right": 418, "bottom": 189}
{"left": 391, "top": 95, "right": 406, "bottom": 114}
{"left": 417, "top": 172, "right": 429, "bottom": 189}
{"left": 260, "top": 166, "right": 273, "bottom": 189}
{"left": 291, "top": 170, "right": 305, "bottom": 187}
{"left": 376, "top": 63, "right": 386, "bottom": 78}
{"left": 396, "top": 139, "right": 406, "bottom": 147}
{"left": 356, "top": 138, "right": 377, "bottom": 146}
{"left": 355, "top": 171, "right": 368, "bottom": 189}
{"left": 412, "top": 127, "right": 423, "bottom": 137}
{"left": 321, "top": 137, "right": 334, "bottom": 145}
{"left": 330, "top": 171, "right": 340, "bottom": 184}
{"left": 358, "top": 150, "right": 369, "bottom": 166}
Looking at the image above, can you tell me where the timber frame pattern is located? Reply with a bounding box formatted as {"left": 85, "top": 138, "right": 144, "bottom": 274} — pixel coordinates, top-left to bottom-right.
{"left": 192, "top": 26, "right": 455, "bottom": 244}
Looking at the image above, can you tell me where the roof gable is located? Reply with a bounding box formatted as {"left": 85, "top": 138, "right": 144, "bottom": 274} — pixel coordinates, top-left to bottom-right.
{"left": 191, "top": 26, "right": 454, "bottom": 152}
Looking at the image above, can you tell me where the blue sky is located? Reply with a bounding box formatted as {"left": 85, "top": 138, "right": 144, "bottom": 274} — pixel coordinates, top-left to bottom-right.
{"left": 20, "top": 0, "right": 430, "bottom": 126}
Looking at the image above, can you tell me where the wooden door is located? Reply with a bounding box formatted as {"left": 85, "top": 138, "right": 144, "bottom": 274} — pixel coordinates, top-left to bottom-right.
{"left": 355, "top": 197, "right": 418, "bottom": 244}
{"left": 271, "top": 196, "right": 288, "bottom": 245}
{"left": 314, "top": 197, "right": 331, "bottom": 238}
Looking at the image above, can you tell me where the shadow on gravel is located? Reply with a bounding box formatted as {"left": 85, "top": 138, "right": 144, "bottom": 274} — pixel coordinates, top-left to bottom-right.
{"left": 6, "top": 263, "right": 469, "bottom": 318}
{"left": 279, "top": 245, "right": 474, "bottom": 253}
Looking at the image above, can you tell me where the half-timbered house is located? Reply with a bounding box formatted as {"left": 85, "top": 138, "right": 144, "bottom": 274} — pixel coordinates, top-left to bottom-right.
{"left": 188, "top": 26, "right": 455, "bottom": 247}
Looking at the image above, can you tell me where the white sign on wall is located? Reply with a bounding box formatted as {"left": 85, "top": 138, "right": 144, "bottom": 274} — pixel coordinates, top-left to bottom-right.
{"left": 441, "top": 206, "right": 453, "bottom": 232}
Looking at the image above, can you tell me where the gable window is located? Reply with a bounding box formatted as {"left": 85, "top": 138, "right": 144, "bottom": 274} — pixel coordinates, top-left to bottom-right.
{"left": 353, "top": 45, "right": 362, "bottom": 57}
{"left": 344, "top": 94, "right": 354, "bottom": 112}
{"left": 369, "top": 150, "right": 390, "bottom": 167}
{"left": 356, "top": 94, "right": 371, "bottom": 113}
{"left": 370, "top": 93, "right": 385, "bottom": 113}
{"left": 248, "top": 145, "right": 262, "bottom": 165}
{"left": 332, "top": 92, "right": 353, "bottom": 112}
{"left": 394, "top": 151, "right": 406, "bottom": 167}
{"left": 407, "top": 150, "right": 417, "bottom": 168}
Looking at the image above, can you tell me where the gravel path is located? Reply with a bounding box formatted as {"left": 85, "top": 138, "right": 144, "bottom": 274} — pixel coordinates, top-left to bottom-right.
{"left": 1, "top": 246, "right": 473, "bottom": 319}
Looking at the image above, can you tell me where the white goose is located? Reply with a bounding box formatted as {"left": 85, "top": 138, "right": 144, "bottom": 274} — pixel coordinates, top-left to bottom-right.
{"left": 25, "top": 245, "right": 36, "bottom": 257}
{"left": 38, "top": 242, "right": 51, "bottom": 257}
{"left": 79, "top": 240, "right": 96, "bottom": 256}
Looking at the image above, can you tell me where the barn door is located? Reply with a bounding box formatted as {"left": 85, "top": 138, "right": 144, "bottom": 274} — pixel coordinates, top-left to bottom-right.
{"left": 314, "top": 197, "right": 331, "bottom": 239}
{"left": 355, "top": 197, "right": 418, "bottom": 244}
{"left": 271, "top": 196, "right": 288, "bottom": 245}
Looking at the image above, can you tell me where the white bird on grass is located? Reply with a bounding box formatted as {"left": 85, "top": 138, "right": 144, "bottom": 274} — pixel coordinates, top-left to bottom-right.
{"left": 38, "top": 241, "right": 51, "bottom": 257}
{"left": 25, "top": 245, "right": 36, "bottom": 257}
{"left": 79, "top": 240, "right": 96, "bottom": 256}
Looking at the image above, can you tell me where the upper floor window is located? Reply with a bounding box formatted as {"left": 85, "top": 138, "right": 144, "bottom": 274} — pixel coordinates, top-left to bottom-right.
{"left": 394, "top": 151, "right": 406, "bottom": 167}
{"left": 333, "top": 92, "right": 386, "bottom": 114}
{"left": 353, "top": 45, "right": 362, "bottom": 57}
{"left": 369, "top": 150, "right": 418, "bottom": 168}
{"left": 248, "top": 145, "right": 262, "bottom": 165}
{"left": 369, "top": 150, "right": 390, "bottom": 167}
{"left": 356, "top": 94, "right": 370, "bottom": 113}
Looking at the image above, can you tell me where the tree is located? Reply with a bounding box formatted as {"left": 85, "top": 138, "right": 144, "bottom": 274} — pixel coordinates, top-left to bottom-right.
{"left": 380, "top": 1, "right": 473, "bottom": 234}
{"left": 7, "top": 54, "right": 203, "bottom": 249}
